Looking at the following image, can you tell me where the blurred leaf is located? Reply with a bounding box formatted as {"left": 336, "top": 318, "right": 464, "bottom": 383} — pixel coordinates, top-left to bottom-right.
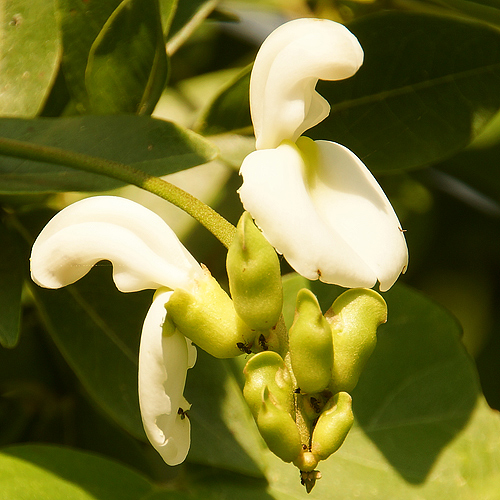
{"left": 167, "top": 0, "right": 219, "bottom": 55}
{"left": 0, "top": 220, "right": 24, "bottom": 347}
{"left": 57, "top": 0, "right": 122, "bottom": 113}
{"left": 0, "top": 115, "right": 218, "bottom": 193}
{"left": 307, "top": 12, "right": 500, "bottom": 173}
{"left": 168, "top": 0, "right": 218, "bottom": 41}
{"left": 29, "top": 267, "right": 153, "bottom": 439}
{"left": 0, "top": 1, "right": 60, "bottom": 117}
{"left": 0, "top": 444, "right": 153, "bottom": 500}
{"left": 196, "top": 65, "right": 252, "bottom": 135}
{"left": 86, "top": 0, "right": 168, "bottom": 115}
{"left": 159, "top": 0, "right": 178, "bottom": 36}
{"left": 271, "top": 276, "right": 500, "bottom": 498}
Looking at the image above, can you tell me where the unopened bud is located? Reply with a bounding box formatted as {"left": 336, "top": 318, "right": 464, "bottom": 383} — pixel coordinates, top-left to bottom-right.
{"left": 243, "top": 351, "right": 293, "bottom": 418}
{"left": 227, "top": 212, "right": 283, "bottom": 330}
{"left": 166, "top": 268, "right": 254, "bottom": 358}
{"left": 289, "top": 289, "right": 333, "bottom": 394}
{"left": 325, "top": 289, "right": 387, "bottom": 393}
{"left": 311, "top": 392, "right": 353, "bottom": 461}
{"left": 257, "top": 387, "right": 302, "bottom": 463}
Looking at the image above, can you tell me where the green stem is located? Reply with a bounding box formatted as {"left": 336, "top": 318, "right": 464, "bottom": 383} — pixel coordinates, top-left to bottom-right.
{"left": 0, "top": 136, "right": 236, "bottom": 248}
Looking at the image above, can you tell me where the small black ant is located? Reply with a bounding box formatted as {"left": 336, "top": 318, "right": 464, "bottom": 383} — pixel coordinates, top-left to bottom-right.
{"left": 236, "top": 341, "right": 252, "bottom": 354}
{"left": 177, "top": 407, "right": 189, "bottom": 420}
{"left": 258, "top": 334, "right": 268, "bottom": 351}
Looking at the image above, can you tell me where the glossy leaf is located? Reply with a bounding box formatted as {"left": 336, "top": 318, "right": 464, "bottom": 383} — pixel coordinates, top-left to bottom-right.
{"left": 86, "top": 0, "right": 168, "bottom": 115}
{"left": 311, "top": 12, "right": 500, "bottom": 173}
{"left": 0, "top": 220, "right": 24, "bottom": 348}
{"left": 29, "top": 266, "right": 153, "bottom": 439}
{"left": 0, "top": 1, "right": 60, "bottom": 117}
{"left": 0, "top": 115, "right": 218, "bottom": 193}
{"left": 0, "top": 444, "right": 153, "bottom": 500}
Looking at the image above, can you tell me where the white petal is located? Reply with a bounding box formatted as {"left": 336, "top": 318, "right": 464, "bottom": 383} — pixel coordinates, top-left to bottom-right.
{"left": 138, "top": 290, "right": 195, "bottom": 466}
{"left": 30, "top": 196, "right": 202, "bottom": 292}
{"left": 250, "top": 18, "right": 363, "bottom": 150}
{"left": 239, "top": 141, "right": 408, "bottom": 290}
{"left": 312, "top": 140, "right": 408, "bottom": 291}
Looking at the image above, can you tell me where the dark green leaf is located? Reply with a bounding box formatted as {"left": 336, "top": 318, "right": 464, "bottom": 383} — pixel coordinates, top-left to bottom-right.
{"left": 29, "top": 267, "right": 153, "bottom": 439}
{"left": 0, "top": 444, "right": 153, "bottom": 500}
{"left": 196, "top": 65, "right": 252, "bottom": 135}
{"left": 309, "top": 13, "right": 500, "bottom": 173}
{"left": 0, "top": 220, "right": 25, "bottom": 347}
{"left": 0, "top": 115, "right": 218, "bottom": 193}
{"left": 0, "top": 1, "right": 60, "bottom": 117}
{"left": 57, "top": 0, "right": 122, "bottom": 113}
{"left": 86, "top": 0, "right": 168, "bottom": 115}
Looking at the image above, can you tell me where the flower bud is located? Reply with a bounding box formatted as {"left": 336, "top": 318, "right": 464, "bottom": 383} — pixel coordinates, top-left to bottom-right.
{"left": 311, "top": 392, "right": 353, "bottom": 461}
{"left": 289, "top": 289, "right": 333, "bottom": 394}
{"left": 227, "top": 212, "right": 283, "bottom": 330}
{"left": 243, "top": 351, "right": 293, "bottom": 418}
{"left": 257, "top": 386, "right": 302, "bottom": 463}
{"left": 166, "top": 268, "right": 254, "bottom": 358}
{"left": 325, "top": 289, "right": 387, "bottom": 393}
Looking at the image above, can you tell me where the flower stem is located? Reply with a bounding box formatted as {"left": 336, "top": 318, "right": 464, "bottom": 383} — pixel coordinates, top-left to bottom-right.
{"left": 0, "top": 136, "right": 236, "bottom": 248}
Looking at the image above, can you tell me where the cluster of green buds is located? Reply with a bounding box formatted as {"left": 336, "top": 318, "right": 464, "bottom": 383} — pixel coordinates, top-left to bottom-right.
{"left": 165, "top": 212, "right": 387, "bottom": 492}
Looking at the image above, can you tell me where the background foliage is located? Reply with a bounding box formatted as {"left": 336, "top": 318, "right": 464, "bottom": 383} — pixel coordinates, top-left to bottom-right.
{"left": 1, "top": 0, "right": 500, "bottom": 498}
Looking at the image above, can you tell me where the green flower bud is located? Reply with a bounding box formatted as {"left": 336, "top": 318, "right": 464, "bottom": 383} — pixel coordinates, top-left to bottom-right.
{"left": 227, "top": 212, "right": 283, "bottom": 330}
{"left": 243, "top": 351, "right": 293, "bottom": 419}
{"left": 311, "top": 392, "right": 354, "bottom": 461}
{"left": 166, "top": 268, "right": 254, "bottom": 358}
{"left": 325, "top": 289, "right": 387, "bottom": 393}
{"left": 257, "top": 386, "right": 302, "bottom": 463}
{"left": 289, "top": 289, "right": 333, "bottom": 394}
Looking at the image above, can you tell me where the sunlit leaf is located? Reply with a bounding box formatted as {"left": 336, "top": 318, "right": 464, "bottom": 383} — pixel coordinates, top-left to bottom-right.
{"left": 0, "top": 115, "right": 218, "bottom": 193}
{"left": 0, "top": 444, "right": 153, "bottom": 500}
{"left": 0, "top": 1, "right": 60, "bottom": 117}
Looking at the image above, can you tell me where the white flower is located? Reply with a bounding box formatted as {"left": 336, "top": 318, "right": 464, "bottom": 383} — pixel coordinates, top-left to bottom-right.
{"left": 239, "top": 18, "right": 408, "bottom": 291}
{"left": 30, "top": 195, "right": 202, "bottom": 465}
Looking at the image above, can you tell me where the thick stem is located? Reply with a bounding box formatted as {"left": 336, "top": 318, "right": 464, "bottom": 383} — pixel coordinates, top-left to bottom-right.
{"left": 0, "top": 136, "right": 236, "bottom": 248}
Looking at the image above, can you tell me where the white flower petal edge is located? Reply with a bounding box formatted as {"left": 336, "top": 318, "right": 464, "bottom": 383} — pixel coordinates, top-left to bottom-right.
{"left": 250, "top": 18, "right": 363, "bottom": 150}
{"left": 30, "top": 196, "right": 202, "bottom": 292}
{"left": 139, "top": 290, "right": 195, "bottom": 466}
{"left": 239, "top": 140, "right": 408, "bottom": 291}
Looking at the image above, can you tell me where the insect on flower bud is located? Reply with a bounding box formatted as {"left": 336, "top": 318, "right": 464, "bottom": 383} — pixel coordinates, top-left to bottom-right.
{"left": 166, "top": 268, "right": 255, "bottom": 358}
{"left": 311, "top": 391, "right": 353, "bottom": 461}
{"left": 256, "top": 386, "right": 302, "bottom": 463}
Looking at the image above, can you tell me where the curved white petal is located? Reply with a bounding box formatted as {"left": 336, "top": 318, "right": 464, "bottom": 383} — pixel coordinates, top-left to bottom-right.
{"left": 239, "top": 141, "right": 408, "bottom": 290}
{"left": 312, "top": 140, "right": 408, "bottom": 291}
{"left": 250, "top": 18, "right": 363, "bottom": 150}
{"left": 138, "top": 290, "right": 195, "bottom": 466}
{"left": 30, "top": 196, "right": 202, "bottom": 292}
